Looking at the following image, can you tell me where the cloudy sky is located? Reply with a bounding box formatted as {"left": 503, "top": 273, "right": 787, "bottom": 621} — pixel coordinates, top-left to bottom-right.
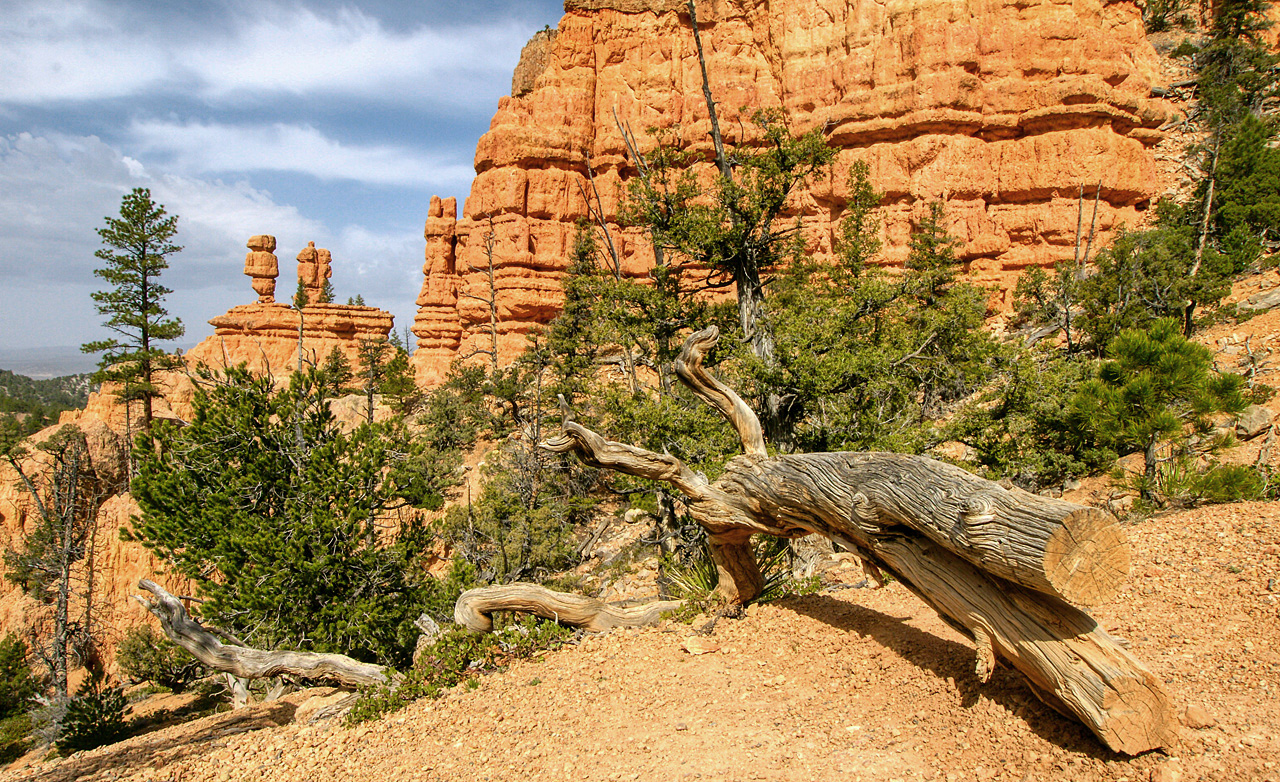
{"left": 0, "top": 0, "right": 565, "bottom": 370}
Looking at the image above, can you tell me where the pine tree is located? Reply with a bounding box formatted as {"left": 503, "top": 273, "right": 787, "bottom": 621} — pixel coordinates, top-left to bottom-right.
{"left": 2, "top": 426, "right": 113, "bottom": 696}
{"left": 81, "top": 188, "right": 184, "bottom": 433}
{"left": 618, "top": 111, "right": 836, "bottom": 447}
{"left": 545, "top": 221, "right": 604, "bottom": 403}
{"left": 130, "top": 365, "right": 459, "bottom": 666}
{"left": 1067, "top": 319, "right": 1246, "bottom": 499}
{"left": 750, "top": 176, "right": 1000, "bottom": 452}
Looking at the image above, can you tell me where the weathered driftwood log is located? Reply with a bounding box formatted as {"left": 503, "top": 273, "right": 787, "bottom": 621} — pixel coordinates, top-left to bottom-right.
{"left": 455, "top": 584, "right": 682, "bottom": 632}
{"left": 134, "top": 579, "right": 389, "bottom": 687}
{"left": 538, "top": 326, "right": 1176, "bottom": 755}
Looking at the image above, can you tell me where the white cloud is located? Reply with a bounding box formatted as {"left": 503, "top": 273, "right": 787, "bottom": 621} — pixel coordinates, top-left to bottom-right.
{"left": 0, "top": 131, "right": 426, "bottom": 349}
{"left": 129, "top": 119, "right": 475, "bottom": 188}
{"left": 0, "top": 1, "right": 176, "bottom": 103}
{"left": 0, "top": 0, "right": 531, "bottom": 109}
{"left": 186, "top": 6, "right": 528, "bottom": 103}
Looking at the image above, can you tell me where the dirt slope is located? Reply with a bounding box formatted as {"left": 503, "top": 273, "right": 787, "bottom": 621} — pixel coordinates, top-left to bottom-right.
{"left": 7, "top": 500, "right": 1278, "bottom": 782}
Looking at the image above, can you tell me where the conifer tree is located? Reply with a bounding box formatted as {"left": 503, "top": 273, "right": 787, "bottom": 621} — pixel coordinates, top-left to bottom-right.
{"left": 2, "top": 426, "right": 113, "bottom": 696}
{"left": 131, "top": 365, "right": 458, "bottom": 666}
{"left": 1067, "top": 319, "right": 1246, "bottom": 499}
{"left": 82, "top": 188, "right": 184, "bottom": 433}
{"left": 545, "top": 221, "right": 604, "bottom": 403}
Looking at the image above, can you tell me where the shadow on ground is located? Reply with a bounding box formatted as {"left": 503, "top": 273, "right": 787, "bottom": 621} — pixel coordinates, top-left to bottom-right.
{"left": 23, "top": 701, "right": 296, "bottom": 782}
{"left": 780, "top": 592, "right": 1126, "bottom": 760}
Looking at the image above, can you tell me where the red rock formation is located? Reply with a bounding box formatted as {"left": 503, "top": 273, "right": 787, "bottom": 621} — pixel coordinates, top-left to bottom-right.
{"left": 187, "top": 237, "right": 395, "bottom": 379}
{"left": 0, "top": 413, "right": 192, "bottom": 674}
{"left": 411, "top": 0, "right": 1172, "bottom": 384}
{"left": 185, "top": 302, "right": 395, "bottom": 378}
{"left": 244, "top": 234, "right": 280, "bottom": 304}
{"left": 296, "top": 241, "right": 333, "bottom": 304}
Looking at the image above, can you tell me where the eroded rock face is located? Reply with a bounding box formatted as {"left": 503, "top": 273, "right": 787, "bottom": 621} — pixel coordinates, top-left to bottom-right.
{"left": 411, "top": 0, "right": 1171, "bottom": 384}
{"left": 184, "top": 302, "right": 395, "bottom": 378}
{"left": 187, "top": 237, "right": 396, "bottom": 379}
{"left": 0, "top": 413, "right": 192, "bottom": 674}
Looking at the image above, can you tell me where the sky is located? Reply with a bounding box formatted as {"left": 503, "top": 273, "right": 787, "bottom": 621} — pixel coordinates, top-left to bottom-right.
{"left": 0, "top": 0, "right": 566, "bottom": 371}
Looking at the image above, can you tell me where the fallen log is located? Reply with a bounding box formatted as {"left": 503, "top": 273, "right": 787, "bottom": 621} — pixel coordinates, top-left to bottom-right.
{"left": 537, "top": 326, "right": 1176, "bottom": 755}
{"left": 134, "top": 579, "right": 389, "bottom": 687}
{"left": 455, "top": 583, "right": 682, "bottom": 632}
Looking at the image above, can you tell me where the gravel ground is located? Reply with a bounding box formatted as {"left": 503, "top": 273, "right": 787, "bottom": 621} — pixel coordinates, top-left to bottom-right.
{"left": 7, "top": 500, "right": 1278, "bottom": 782}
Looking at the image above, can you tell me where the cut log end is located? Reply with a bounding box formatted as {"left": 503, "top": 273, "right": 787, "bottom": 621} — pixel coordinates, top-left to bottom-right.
{"left": 1095, "top": 673, "right": 1179, "bottom": 755}
{"left": 1043, "top": 509, "right": 1131, "bottom": 608}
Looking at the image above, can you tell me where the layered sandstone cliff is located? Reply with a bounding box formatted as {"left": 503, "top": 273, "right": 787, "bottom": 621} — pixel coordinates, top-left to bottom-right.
{"left": 412, "top": 0, "right": 1171, "bottom": 384}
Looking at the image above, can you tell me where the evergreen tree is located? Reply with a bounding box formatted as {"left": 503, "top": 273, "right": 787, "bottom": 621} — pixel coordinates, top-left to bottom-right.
{"left": 131, "top": 365, "right": 459, "bottom": 667}
{"left": 1076, "top": 207, "right": 1233, "bottom": 351}
{"left": 2, "top": 426, "right": 114, "bottom": 696}
{"left": 1067, "top": 319, "right": 1246, "bottom": 498}
{"left": 320, "top": 347, "right": 353, "bottom": 398}
{"left": 619, "top": 112, "right": 836, "bottom": 446}
{"left": 544, "top": 221, "right": 604, "bottom": 403}
{"left": 0, "top": 634, "right": 38, "bottom": 720}
{"left": 749, "top": 169, "right": 1000, "bottom": 452}
{"left": 947, "top": 350, "right": 1114, "bottom": 489}
{"left": 81, "top": 188, "right": 184, "bottom": 433}
{"left": 1213, "top": 114, "right": 1280, "bottom": 247}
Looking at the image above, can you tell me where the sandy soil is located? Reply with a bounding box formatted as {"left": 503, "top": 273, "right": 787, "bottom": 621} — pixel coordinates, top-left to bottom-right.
{"left": 7, "top": 499, "right": 1278, "bottom": 782}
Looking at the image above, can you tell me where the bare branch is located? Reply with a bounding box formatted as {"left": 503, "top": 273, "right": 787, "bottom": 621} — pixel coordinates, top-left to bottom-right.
{"left": 134, "top": 579, "right": 388, "bottom": 688}
{"left": 673, "top": 327, "right": 767, "bottom": 456}
{"left": 454, "top": 584, "right": 681, "bottom": 632}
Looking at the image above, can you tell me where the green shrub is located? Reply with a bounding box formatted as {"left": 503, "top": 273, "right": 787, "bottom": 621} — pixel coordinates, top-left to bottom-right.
{"left": 1121, "top": 455, "right": 1267, "bottom": 508}
{"left": 947, "top": 350, "right": 1116, "bottom": 490}
{"left": 1069, "top": 319, "right": 1247, "bottom": 498}
{"left": 116, "top": 625, "right": 206, "bottom": 693}
{"left": 0, "top": 713, "right": 32, "bottom": 764}
{"left": 55, "top": 680, "right": 130, "bottom": 754}
{"left": 131, "top": 365, "right": 452, "bottom": 669}
{"left": 1191, "top": 464, "right": 1268, "bottom": 504}
{"left": 346, "top": 617, "right": 571, "bottom": 724}
{"left": 0, "top": 634, "right": 38, "bottom": 721}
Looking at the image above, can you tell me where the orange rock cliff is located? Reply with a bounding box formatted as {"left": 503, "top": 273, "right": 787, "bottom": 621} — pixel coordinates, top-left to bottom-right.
{"left": 410, "top": 0, "right": 1171, "bottom": 385}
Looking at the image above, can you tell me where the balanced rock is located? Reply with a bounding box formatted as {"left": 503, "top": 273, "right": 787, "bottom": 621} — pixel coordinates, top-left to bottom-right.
{"left": 186, "top": 236, "right": 395, "bottom": 378}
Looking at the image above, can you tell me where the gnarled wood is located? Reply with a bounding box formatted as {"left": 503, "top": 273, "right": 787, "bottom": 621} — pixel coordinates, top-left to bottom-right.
{"left": 455, "top": 584, "right": 682, "bottom": 632}
{"left": 874, "top": 535, "right": 1174, "bottom": 754}
{"left": 135, "top": 579, "right": 388, "bottom": 687}
{"left": 674, "top": 326, "right": 767, "bottom": 457}
{"left": 538, "top": 328, "right": 1175, "bottom": 754}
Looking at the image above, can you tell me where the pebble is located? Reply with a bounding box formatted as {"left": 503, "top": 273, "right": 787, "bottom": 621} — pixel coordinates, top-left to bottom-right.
{"left": 1184, "top": 705, "right": 1217, "bottom": 729}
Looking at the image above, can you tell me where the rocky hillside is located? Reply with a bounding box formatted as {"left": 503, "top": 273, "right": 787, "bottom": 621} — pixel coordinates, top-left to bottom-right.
{"left": 4, "top": 499, "right": 1277, "bottom": 782}
{"left": 410, "top": 0, "right": 1171, "bottom": 383}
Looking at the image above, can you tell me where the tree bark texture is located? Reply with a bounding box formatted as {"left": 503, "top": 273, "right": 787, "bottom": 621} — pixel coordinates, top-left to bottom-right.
{"left": 135, "top": 579, "right": 389, "bottom": 688}
{"left": 455, "top": 584, "right": 682, "bottom": 633}
{"left": 539, "top": 326, "right": 1175, "bottom": 754}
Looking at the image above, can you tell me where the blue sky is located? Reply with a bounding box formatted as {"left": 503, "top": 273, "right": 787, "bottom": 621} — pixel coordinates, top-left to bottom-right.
{"left": 0, "top": 0, "right": 565, "bottom": 364}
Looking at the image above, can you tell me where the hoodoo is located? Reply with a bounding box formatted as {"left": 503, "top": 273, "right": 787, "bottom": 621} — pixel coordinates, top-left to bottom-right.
{"left": 185, "top": 235, "right": 395, "bottom": 378}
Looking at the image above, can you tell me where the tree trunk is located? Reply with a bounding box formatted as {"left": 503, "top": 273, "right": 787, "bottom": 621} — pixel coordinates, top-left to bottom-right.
{"left": 539, "top": 326, "right": 1175, "bottom": 755}
{"left": 134, "top": 580, "right": 389, "bottom": 688}
{"left": 454, "top": 584, "right": 681, "bottom": 633}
